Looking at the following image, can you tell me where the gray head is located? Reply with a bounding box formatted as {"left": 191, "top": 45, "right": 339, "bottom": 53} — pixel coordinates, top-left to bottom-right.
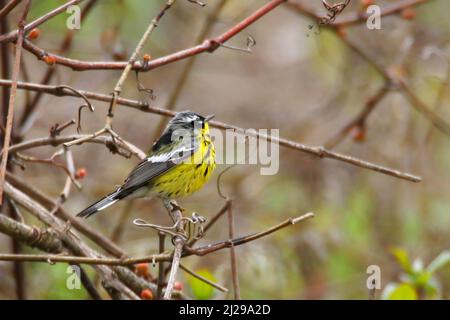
{"left": 168, "top": 111, "right": 213, "bottom": 130}
{"left": 152, "top": 110, "right": 214, "bottom": 151}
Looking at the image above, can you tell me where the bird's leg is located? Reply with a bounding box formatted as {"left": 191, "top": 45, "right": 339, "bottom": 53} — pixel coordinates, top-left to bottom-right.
{"left": 169, "top": 200, "right": 186, "bottom": 213}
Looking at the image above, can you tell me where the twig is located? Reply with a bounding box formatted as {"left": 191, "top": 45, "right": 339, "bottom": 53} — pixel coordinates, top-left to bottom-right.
{"left": 0, "top": 0, "right": 31, "bottom": 204}
{"left": 0, "top": 0, "right": 85, "bottom": 43}
{"left": 188, "top": 212, "right": 315, "bottom": 256}
{"left": 0, "top": 212, "right": 315, "bottom": 265}
{"left": 179, "top": 263, "right": 228, "bottom": 293}
{"left": 50, "top": 119, "right": 76, "bottom": 138}
{"left": 109, "top": 201, "right": 135, "bottom": 244}
{"left": 6, "top": 171, "right": 127, "bottom": 258}
{"left": 14, "top": 151, "right": 82, "bottom": 189}
{"left": 2, "top": 134, "right": 146, "bottom": 160}
{"left": 163, "top": 201, "right": 185, "bottom": 300}
{"left": 0, "top": 0, "right": 11, "bottom": 131}
{"left": 187, "top": 200, "right": 230, "bottom": 247}
{"left": 332, "top": 0, "right": 429, "bottom": 27}
{"left": 288, "top": 0, "right": 450, "bottom": 141}
{"left": 75, "top": 264, "right": 103, "bottom": 300}
{"left": 17, "top": 0, "right": 286, "bottom": 72}
{"left": 0, "top": 79, "right": 422, "bottom": 182}
{"left": 156, "top": 232, "right": 165, "bottom": 300}
{"left": 325, "top": 84, "right": 390, "bottom": 148}
{"left": 0, "top": 213, "right": 64, "bottom": 253}
{"left": 0, "top": 0, "right": 22, "bottom": 20}
{"left": 106, "top": 0, "right": 177, "bottom": 128}
{"left": 151, "top": 0, "right": 227, "bottom": 141}
{"left": 286, "top": 0, "right": 429, "bottom": 27}
{"left": 18, "top": 0, "right": 98, "bottom": 135}
{"left": 227, "top": 200, "right": 240, "bottom": 299}
{"left": 3, "top": 181, "right": 140, "bottom": 299}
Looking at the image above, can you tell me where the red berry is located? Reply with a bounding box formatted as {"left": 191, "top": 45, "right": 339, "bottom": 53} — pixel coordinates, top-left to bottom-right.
{"left": 174, "top": 281, "right": 183, "bottom": 291}
{"left": 75, "top": 168, "right": 87, "bottom": 180}
{"left": 135, "top": 263, "right": 149, "bottom": 278}
{"left": 140, "top": 289, "right": 153, "bottom": 300}
{"left": 28, "top": 28, "right": 41, "bottom": 40}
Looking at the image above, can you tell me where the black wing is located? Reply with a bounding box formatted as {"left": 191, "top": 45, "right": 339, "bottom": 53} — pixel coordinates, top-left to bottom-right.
{"left": 118, "top": 145, "right": 196, "bottom": 197}
{"left": 77, "top": 141, "right": 196, "bottom": 219}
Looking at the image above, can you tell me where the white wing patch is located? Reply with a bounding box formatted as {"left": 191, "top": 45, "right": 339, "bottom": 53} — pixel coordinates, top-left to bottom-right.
{"left": 147, "top": 146, "right": 195, "bottom": 164}
{"left": 97, "top": 199, "right": 118, "bottom": 211}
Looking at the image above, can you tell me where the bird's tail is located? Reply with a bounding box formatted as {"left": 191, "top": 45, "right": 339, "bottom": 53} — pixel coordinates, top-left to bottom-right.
{"left": 76, "top": 189, "right": 121, "bottom": 219}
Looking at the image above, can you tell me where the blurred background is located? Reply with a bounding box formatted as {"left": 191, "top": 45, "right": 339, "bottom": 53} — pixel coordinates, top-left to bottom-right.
{"left": 0, "top": 0, "right": 449, "bottom": 299}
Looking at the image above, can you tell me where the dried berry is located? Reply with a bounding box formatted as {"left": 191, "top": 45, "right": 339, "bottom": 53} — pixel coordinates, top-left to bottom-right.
{"left": 135, "top": 263, "right": 150, "bottom": 278}
{"left": 75, "top": 168, "right": 87, "bottom": 180}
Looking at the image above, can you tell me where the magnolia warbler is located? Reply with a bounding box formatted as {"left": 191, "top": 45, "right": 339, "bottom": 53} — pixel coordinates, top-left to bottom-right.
{"left": 77, "top": 111, "right": 216, "bottom": 218}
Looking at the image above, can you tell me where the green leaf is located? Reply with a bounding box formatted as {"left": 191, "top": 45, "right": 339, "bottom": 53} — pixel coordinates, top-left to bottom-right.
{"left": 382, "top": 283, "right": 418, "bottom": 300}
{"left": 390, "top": 248, "right": 413, "bottom": 274}
{"left": 427, "top": 251, "right": 450, "bottom": 275}
{"left": 186, "top": 268, "right": 217, "bottom": 300}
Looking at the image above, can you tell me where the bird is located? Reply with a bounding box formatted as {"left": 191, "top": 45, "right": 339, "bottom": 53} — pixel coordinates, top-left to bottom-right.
{"left": 77, "top": 111, "right": 216, "bottom": 218}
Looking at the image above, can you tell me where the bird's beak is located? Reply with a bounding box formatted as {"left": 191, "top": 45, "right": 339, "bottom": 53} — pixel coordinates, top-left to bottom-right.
{"left": 205, "top": 114, "right": 215, "bottom": 122}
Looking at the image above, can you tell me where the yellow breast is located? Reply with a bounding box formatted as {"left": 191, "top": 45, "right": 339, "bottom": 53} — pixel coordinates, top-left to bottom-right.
{"left": 151, "top": 126, "right": 215, "bottom": 199}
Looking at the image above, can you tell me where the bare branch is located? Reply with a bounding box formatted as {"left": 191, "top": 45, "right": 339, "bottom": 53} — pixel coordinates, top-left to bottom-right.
{"left": 0, "top": 0, "right": 31, "bottom": 204}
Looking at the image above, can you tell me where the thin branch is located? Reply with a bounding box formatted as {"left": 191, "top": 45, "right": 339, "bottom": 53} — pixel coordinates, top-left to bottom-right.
{"left": 0, "top": 0, "right": 31, "bottom": 204}
{"left": 17, "top": 0, "right": 286, "bottom": 72}
{"left": 227, "top": 200, "right": 240, "bottom": 299}
{"left": 288, "top": 0, "right": 450, "bottom": 141}
{"left": 0, "top": 0, "right": 22, "bottom": 20}
{"left": 325, "top": 84, "right": 390, "bottom": 148}
{"left": 0, "top": 79, "right": 422, "bottom": 182}
{"left": 0, "top": 212, "right": 315, "bottom": 265}
{"left": 151, "top": 0, "right": 227, "bottom": 141}
{"left": 3, "top": 181, "right": 142, "bottom": 299}
{"left": 187, "top": 200, "right": 230, "bottom": 247}
{"left": 3, "top": 134, "right": 146, "bottom": 160}
{"left": 106, "top": 0, "right": 177, "bottom": 128}
{"left": 332, "top": 0, "right": 429, "bottom": 26}
{"left": 18, "top": 0, "right": 98, "bottom": 135}
{"left": 163, "top": 201, "right": 185, "bottom": 300}
{"left": 156, "top": 232, "right": 166, "bottom": 300}
{"left": 187, "top": 212, "right": 315, "bottom": 256}
{"left": 6, "top": 171, "right": 127, "bottom": 258}
{"left": 0, "top": 0, "right": 85, "bottom": 43}
{"left": 0, "top": 0, "right": 11, "bottom": 131}
{"left": 179, "top": 263, "right": 228, "bottom": 293}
